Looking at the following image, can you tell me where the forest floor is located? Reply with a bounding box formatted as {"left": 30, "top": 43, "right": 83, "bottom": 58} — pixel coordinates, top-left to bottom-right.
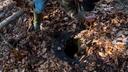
{"left": 0, "top": 0, "right": 128, "bottom": 72}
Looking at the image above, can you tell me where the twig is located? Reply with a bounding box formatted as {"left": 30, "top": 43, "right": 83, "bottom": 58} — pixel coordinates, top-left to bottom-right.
{"left": 0, "top": 10, "right": 24, "bottom": 30}
{"left": 0, "top": 33, "right": 14, "bottom": 48}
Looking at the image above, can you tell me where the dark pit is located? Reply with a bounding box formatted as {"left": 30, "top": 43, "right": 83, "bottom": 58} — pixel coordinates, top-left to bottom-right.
{"left": 64, "top": 37, "right": 79, "bottom": 59}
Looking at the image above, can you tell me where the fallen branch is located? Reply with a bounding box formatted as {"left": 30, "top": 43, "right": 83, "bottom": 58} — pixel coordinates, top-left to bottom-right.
{"left": 0, "top": 10, "right": 24, "bottom": 29}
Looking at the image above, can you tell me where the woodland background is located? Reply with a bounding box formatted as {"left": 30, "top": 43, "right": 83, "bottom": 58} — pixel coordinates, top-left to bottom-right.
{"left": 0, "top": 0, "right": 128, "bottom": 72}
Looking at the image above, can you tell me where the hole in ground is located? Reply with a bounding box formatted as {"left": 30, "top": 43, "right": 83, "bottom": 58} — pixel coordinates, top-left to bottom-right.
{"left": 64, "top": 37, "right": 79, "bottom": 59}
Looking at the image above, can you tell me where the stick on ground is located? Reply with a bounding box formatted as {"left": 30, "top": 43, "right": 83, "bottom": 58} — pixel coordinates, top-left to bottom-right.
{"left": 0, "top": 10, "right": 24, "bottom": 30}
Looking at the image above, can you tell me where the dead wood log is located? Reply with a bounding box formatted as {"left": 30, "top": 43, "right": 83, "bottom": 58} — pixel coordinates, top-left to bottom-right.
{"left": 0, "top": 10, "right": 24, "bottom": 29}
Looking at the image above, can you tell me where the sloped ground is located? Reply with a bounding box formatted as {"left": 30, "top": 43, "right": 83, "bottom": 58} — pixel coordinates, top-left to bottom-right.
{"left": 0, "top": 0, "right": 128, "bottom": 72}
{"left": 75, "top": 8, "right": 128, "bottom": 72}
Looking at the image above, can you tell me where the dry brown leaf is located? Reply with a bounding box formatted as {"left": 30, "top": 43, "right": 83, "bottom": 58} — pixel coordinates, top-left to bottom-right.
{"left": 98, "top": 52, "right": 108, "bottom": 58}
{"left": 43, "top": 16, "right": 49, "bottom": 19}
{"left": 111, "top": 18, "right": 119, "bottom": 24}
